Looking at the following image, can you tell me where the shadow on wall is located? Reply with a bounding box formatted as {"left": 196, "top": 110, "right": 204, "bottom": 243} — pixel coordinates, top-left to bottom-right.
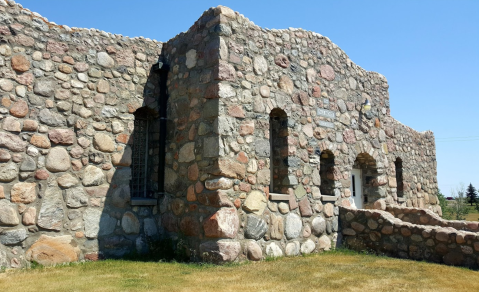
{"left": 94, "top": 67, "right": 165, "bottom": 260}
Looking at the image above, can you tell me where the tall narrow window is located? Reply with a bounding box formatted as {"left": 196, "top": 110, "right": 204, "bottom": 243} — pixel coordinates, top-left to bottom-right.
{"left": 319, "top": 150, "right": 335, "bottom": 196}
{"left": 130, "top": 107, "right": 150, "bottom": 198}
{"left": 395, "top": 158, "right": 404, "bottom": 198}
{"left": 270, "top": 109, "right": 288, "bottom": 193}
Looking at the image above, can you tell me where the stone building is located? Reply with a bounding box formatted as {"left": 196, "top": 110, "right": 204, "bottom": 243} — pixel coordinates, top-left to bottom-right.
{"left": 0, "top": 1, "right": 438, "bottom": 267}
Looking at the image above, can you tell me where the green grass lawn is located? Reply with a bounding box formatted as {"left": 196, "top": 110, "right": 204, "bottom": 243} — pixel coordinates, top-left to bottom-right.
{"left": 1, "top": 250, "right": 478, "bottom": 292}
{"left": 445, "top": 200, "right": 479, "bottom": 221}
{"left": 465, "top": 205, "right": 479, "bottom": 221}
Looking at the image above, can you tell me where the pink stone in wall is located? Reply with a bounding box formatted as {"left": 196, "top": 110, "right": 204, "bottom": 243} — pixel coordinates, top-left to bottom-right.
{"left": 214, "top": 61, "right": 236, "bottom": 81}
{"left": 15, "top": 72, "right": 33, "bottom": 85}
{"left": 319, "top": 64, "right": 335, "bottom": 81}
{"left": 9, "top": 100, "right": 28, "bottom": 118}
{"left": 0, "top": 26, "right": 11, "bottom": 35}
{"left": 14, "top": 34, "right": 34, "bottom": 47}
{"left": 274, "top": 54, "right": 290, "bottom": 68}
{"left": 11, "top": 54, "right": 30, "bottom": 72}
{"left": 48, "top": 129, "right": 75, "bottom": 145}
{"left": 239, "top": 120, "right": 254, "bottom": 136}
{"left": 199, "top": 240, "right": 241, "bottom": 262}
{"left": 312, "top": 85, "right": 321, "bottom": 98}
{"left": 228, "top": 105, "right": 245, "bottom": 118}
{"left": 298, "top": 197, "right": 313, "bottom": 217}
{"left": 46, "top": 40, "right": 69, "bottom": 54}
{"left": 203, "top": 208, "right": 239, "bottom": 238}
{"left": 35, "top": 169, "right": 49, "bottom": 180}
{"left": 343, "top": 129, "right": 356, "bottom": 144}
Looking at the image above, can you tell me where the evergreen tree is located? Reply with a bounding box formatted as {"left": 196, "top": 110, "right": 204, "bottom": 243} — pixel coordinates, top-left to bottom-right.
{"left": 466, "top": 183, "right": 478, "bottom": 206}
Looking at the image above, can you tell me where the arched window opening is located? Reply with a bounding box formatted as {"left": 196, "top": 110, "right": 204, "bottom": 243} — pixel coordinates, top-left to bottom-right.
{"left": 130, "top": 107, "right": 153, "bottom": 198}
{"left": 395, "top": 158, "right": 404, "bottom": 198}
{"left": 270, "top": 108, "right": 288, "bottom": 193}
{"left": 320, "top": 150, "right": 336, "bottom": 196}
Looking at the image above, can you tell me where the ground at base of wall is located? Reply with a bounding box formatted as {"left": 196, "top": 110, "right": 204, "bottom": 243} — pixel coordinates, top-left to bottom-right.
{"left": 1, "top": 250, "right": 479, "bottom": 292}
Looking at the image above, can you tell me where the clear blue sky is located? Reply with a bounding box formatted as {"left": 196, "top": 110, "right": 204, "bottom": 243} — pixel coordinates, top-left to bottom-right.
{"left": 17, "top": 0, "right": 479, "bottom": 196}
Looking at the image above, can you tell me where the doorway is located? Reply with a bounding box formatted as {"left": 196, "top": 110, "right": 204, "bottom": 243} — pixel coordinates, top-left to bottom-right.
{"left": 350, "top": 169, "right": 363, "bottom": 208}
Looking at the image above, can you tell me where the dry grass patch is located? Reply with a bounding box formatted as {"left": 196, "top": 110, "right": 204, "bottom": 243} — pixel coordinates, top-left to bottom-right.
{"left": 0, "top": 250, "right": 478, "bottom": 292}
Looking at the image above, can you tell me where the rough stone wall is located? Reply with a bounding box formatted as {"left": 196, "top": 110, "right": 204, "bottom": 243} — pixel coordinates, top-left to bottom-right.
{"left": 0, "top": 0, "right": 163, "bottom": 268}
{"left": 386, "top": 206, "right": 479, "bottom": 233}
{"left": 163, "top": 6, "right": 438, "bottom": 261}
{"left": 0, "top": 0, "right": 440, "bottom": 267}
{"left": 158, "top": 7, "right": 236, "bottom": 258}
{"left": 340, "top": 206, "right": 479, "bottom": 269}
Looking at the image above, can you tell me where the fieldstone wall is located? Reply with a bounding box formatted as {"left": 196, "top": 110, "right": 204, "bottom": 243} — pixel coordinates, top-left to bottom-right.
{"left": 0, "top": 0, "right": 163, "bottom": 268}
{"left": 157, "top": 6, "right": 438, "bottom": 262}
{"left": 340, "top": 206, "right": 479, "bottom": 269}
{"left": 386, "top": 205, "right": 479, "bottom": 233}
{"left": 0, "top": 0, "right": 440, "bottom": 267}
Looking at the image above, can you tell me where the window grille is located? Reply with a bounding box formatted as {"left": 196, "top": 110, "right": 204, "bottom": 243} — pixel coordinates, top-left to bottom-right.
{"left": 130, "top": 115, "right": 149, "bottom": 198}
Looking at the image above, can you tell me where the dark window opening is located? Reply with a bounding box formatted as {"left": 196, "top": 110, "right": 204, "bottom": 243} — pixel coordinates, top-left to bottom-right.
{"left": 130, "top": 107, "right": 152, "bottom": 198}
{"left": 352, "top": 175, "right": 356, "bottom": 197}
{"left": 395, "top": 158, "right": 404, "bottom": 197}
{"left": 270, "top": 108, "right": 288, "bottom": 193}
{"left": 320, "top": 150, "right": 335, "bottom": 196}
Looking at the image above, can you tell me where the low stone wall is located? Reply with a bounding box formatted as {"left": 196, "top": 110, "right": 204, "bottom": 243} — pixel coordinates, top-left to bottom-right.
{"left": 340, "top": 206, "right": 479, "bottom": 269}
{"left": 386, "top": 206, "right": 479, "bottom": 233}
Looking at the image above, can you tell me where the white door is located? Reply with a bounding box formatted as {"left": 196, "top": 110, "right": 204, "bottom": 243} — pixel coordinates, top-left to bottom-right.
{"left": 350, "top": 169, "right": 363, "bottom": 209}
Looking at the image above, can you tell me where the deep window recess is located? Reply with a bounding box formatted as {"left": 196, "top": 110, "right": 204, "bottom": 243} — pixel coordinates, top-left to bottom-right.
{"left": 270, "top": 108, "right": 288, "bottom": 193}
{"left": 395, "top": 157, "right": 404, "bottom": 197}
{"left": 130, "top": 108, "right": 150, "bottom": 198}
{"left": 319, "top": 150, "right": 335, "bottom": 196}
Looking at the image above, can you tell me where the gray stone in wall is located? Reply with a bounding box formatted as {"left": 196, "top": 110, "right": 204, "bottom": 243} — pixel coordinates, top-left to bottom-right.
{"left": 285, "top": 241, "right": 300, "bottom": 256}
{"left": 33, "top": 79, "right": 54, "bottom": 97}
{"left": 64, "top": 187, "right": 88, "bottom": 208}
{"left": 110, "top": 168, "right": 131, "bottom": 185}
{"left": 111, "top": 185, "right": 130, "bottom": 208}
{"left": 0, "top": 228, "right": 27, "bottom": 245}
{"left": 97, "top": 52, "right": 115, "bottom": 68}
{"left": 266, "top": 242, "right": 283, "bottom": 258}
{"left": 332, "top": 216, "right": 339, "bottom": 232}
{"left": 283, "top": 175, "right": 298, "bottom": 186}
{"left": 326, "top": 221, "right": 332, "bottom": 234}
{"left": 83, "top": 208, "right": 117, "bottom": 238}
{"left": 37, "top": 187, "right": 64, "bottom": 231}
{"left": 0, "top": 200, "right": 19, "bottom": 226}
{"left": 20, "top": 156, "right": 36, "bottom": 172}
{"left": 0, "top": 162, "right": 18, "bottom": 182}
{"left": 82, "top": 165, "right": 104, "bottom": 186}
{"left": 244, "top": 214, "right": 268, "bottom": 240}
{"left": 285, "top": 157, "right": 301, "bottom": 167}
{"left": 255, "top": 139, "right": 270, "bottom": 157}
{"left": 101, "top": 106, "right": 118, "bottom": 118}
{"left": 0, "top": 250, "right": 7, "bottom": 268}
{"left": 285, "top": 213, "right": 302, "bottom": 239}
{"left": 214, "top": 117, "right": 236, "bottom": 136}
{"left": 38, "top": 108, "right": 66, "bottom": 127}
{"left": 144, "top": 218, "right": 159, "bottom": 239}
{"left": 202, "top": 99, "right": 219, "bottom": 120}
{"left": 311, "top": 216, "right": 326, "bottom": 236}
{"left": 301, "top": 239, "right": 315, "bottom": 254}
{"left": 121, "top": 212, "right": 140, "bottom": 234}
{"left": 204, "top": 137, "right": 219, "bottom": 158}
